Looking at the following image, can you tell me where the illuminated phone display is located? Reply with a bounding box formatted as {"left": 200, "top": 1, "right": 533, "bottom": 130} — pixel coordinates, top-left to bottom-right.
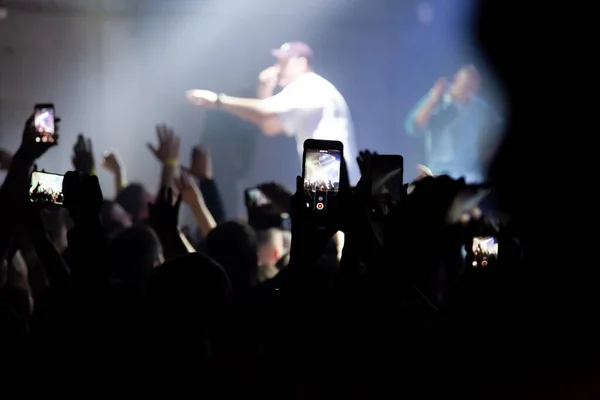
{"left": 34, "top": 104, "right": 56, "bottom": 143}
{"left": 30, "top": 171, "right": 64, "bottom": 206}
{"left": 471, "top": 236, "right": 498, "bottom": 267}
{"left": 303, "top": 148, "right": 341, "bottom": 212}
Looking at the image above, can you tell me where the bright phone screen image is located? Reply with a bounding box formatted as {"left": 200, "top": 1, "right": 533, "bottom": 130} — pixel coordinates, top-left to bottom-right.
{"left": 471, "top": 236, "right": 498, "bottom": 267}
{"left": 34, "top": 107, "right": 55, "bottom": 143}
{"left": 247, "top": 188, "right": 271, "bottom": 208}
{"left": 303, "top": 148, "right": 342, "bottom": 212}
{"left": 381, "top": 170, "right": 403, "bottom": 202}
{"left": 30, "top": 171, "right": 64, "bottom": 206}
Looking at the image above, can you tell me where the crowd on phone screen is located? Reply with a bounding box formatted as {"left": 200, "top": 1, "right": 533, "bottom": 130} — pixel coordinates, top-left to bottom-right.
{"left": 473, "top": 243, "right": 497, "bottom": 262}
{"left": 0, "top": 2, "right": 594, "bottom": 397}
{"left": 29, "top": 183, "right": 63, "bottom": 205}
{"left": 304, "top": 179, "right": 338, "bottom": 191}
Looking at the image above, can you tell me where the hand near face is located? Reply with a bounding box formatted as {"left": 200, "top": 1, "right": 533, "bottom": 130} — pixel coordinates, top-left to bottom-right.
{"left": 431, "top": 77, "right": 448, "bottom": 101}
{"left": 258, "top": 65, "right": 280, "bottom": 86}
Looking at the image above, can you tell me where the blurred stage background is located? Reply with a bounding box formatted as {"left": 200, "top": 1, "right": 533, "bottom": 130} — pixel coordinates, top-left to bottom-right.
{"left": 0, "top": 0, "right": 503, "bottom": 218}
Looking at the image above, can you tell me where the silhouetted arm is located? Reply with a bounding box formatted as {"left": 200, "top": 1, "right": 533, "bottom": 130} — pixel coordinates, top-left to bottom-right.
{"left": 27, "top": 226, "right": 70, "bottom": 291}
{"left": 199, "top": 178, "right": 226, "bottom": 223}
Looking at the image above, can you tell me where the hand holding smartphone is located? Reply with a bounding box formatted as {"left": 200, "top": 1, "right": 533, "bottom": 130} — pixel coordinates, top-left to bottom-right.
{"left": 369, "top": 154, "right": 404, "bottom": 201}
{"left": 33, "top": 103, "right": 56, "bottom": 144}
{"left": 30, "top": 171, "right": 64, "bottom": 206}
{"left": 245, "top": 187, "right": 289, "bottom": 230}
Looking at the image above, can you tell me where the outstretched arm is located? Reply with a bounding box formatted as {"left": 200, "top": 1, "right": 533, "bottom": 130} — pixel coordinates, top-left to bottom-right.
{"left": 187, "top": 86, "right": 323, "bottom": 136}
{"left": 221, "top": 95, "right": 305, "bottom": 136}
{"left": 187, "top": 90, "right": 284, "bottom": 133}
{"left": 218, "top": 95, "right": 285, "bottom": 135}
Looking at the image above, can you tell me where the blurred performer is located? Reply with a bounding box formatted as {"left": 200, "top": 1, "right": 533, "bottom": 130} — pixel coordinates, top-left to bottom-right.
{"left": 405, "top": 65, "right": 501, "bottom": 182}
{"left": 186, "top": 42, "right": 360, "bottom": 184}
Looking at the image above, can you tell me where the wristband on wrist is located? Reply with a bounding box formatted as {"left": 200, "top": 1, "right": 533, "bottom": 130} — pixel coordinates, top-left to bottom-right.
{"left": 90, "top": 168, "right": 97, "bottom": 176}
{"left": 165, "top": 159, "right": 178, "bottom": 168}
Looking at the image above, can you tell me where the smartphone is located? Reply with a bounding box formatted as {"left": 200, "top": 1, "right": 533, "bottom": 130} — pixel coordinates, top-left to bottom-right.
{"left": 30, "top": 171, "right": 64, "bottom": 206}
{"left": 470, "top": 236, "right": 498, "bottom": 267}
{"left": 370, "top": 155, "right": 404, "bottom": 201}
{"left": 33, "top": 103, "right": 56, "bottom": 143}
{"left": 302, "top": 139, "right": 343, "bottom": 220}
{"left": 244, "top": 187, "right": 271, "bottom": 208}
{"left": 447, "top": 183, "right": 492, "bottom": 224}
{"left": 245, "top": 187, "right": 285, "bottom": 230}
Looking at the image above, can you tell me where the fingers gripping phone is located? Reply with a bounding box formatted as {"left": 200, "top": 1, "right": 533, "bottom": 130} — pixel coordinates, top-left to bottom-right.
{"left": 302, "top": 139, "right": 343, "bottom": 222}
{"left": 33, "top": 103, "right": 56, "bottom": 144}
{"left": 30, "top": 171, "right": 65, "bottom": 206}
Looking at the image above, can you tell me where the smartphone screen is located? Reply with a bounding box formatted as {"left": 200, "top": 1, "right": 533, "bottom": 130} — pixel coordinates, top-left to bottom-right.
{"left": 34, "top": 104, "right": 55, "bottom": 143}
{"left": 302, "top": 141, "right": 342, "bottom": 214}
{"left": 370, "top": 155, "right": 404, "bottom": 201}
{"left": 245, "top": 188, "right": 271, "bottom": 208}
{"left": 471, "top": 236, "right": 498, "bottom": 267}
{"left": 30, "top": 171, "right": 64, "bottom": 206}
{"left": 245, "top": 187, "right": 289, "bottom": 230}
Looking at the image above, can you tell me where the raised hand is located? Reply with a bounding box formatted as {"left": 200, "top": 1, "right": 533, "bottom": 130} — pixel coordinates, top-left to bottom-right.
{"left": 431, "top": 77, "right": 448, "bottom": 101}
{"left": 259, "top": 65, "right": 280, "bottom": 85}
{"left": 62, "top": 171, "right": 103, "bottom": 224}
{"left": 148, "top": 187, "right": 181, "bottom": 235}
{"left": 188, "top": 146, "right": 212, "bottom": 180}
{"left": 18, "top": 114, "right": 59, "bottom": 163}
{"left": 147, "top": 124, "right": 180, "bottom": 165}
{"left": 71, "top": 134, "right": 95, "bottom": 175}
{"left": 176, "top": 168, "right": 216, "bottom": 240}
{"left": 175, "top": 170, "right": 204, "bottom": 207}
{"left": 356, "top": 150, "right": 375, "bottom": 177}
{"left": 0, "top": 148, "right": 13, "bottom": 170}
{"left": 258, "top": 66, "right": 280, "bottom": 98}
{"left": 30, "top": 181, "right": 42, "bottom": 203}
{"left": 101, "top": 151, "right": 123, "bottom": 175}
{"left": 185, "top": 89, "right": 218, "bottom": 107}
{"left": 416, "top": 164, "right": 434, "bottom": 181}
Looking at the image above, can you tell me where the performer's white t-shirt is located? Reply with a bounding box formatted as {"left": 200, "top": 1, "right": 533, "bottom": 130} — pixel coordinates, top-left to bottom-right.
{"left": 262, "top": 72, "right": 360, "bottom": 185}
